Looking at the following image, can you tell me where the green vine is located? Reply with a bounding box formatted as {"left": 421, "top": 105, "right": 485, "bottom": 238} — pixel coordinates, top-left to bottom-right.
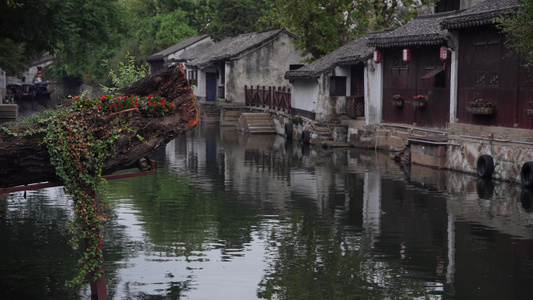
{"left": 43, "top": 109, "right": 128, "bottom": 285}
{"left": 2, "top": 92, "right": 166, "bottom": 286}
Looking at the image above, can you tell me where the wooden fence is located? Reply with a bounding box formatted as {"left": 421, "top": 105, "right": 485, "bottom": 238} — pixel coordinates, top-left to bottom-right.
{"left": 245, "top": 85, "right": 291, "bottom": 112}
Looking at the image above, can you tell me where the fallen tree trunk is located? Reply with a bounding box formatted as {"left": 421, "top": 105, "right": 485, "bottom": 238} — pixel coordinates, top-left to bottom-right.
{"left": 0, "top": 64, "right": 198, "bottom": 189}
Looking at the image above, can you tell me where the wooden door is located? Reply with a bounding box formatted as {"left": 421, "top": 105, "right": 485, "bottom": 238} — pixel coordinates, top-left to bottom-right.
{"left": 206, "top": 72, "right": 217, "bottom": 101}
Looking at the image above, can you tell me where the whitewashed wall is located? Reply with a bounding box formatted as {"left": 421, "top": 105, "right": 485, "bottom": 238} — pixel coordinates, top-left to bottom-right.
{"left": 365, "top": 58, "right": 383, "bottom": 125}
{"left": 291, "top": 79, "right": 319, "bottom": 115}
{"left": 225, "top": 32, "right": 303, "bottom": 103}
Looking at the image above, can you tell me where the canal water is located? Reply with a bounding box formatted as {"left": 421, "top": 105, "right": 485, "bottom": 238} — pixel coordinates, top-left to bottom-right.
{"left": 1, "top": 123, "right": 533, "bottom": 299}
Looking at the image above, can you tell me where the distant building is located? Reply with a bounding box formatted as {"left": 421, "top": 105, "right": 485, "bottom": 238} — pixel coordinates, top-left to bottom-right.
{"left": 186, "top": 29, "right": 305, "bottom": 103}
{"left": 285, "top": 33, "right": 380, "bottom": 123}
{"left": 145, "top": 34, "right": 215, "bottom": 75}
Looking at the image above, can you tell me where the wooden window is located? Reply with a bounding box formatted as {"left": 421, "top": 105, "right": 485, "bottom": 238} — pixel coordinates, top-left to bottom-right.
{"left": 473, "top": 39, "right": 501, "bottom": 87}
{"left": 330, "top": 76, "right": 346, "bottom": 96}
{"left": 290, "top": 64, "right": 304, "bottom": 70}
{"left": 390, "top": 52, "right": 408, "bottom": 88}
{"left": 188, "top": 70, "right": 198, "bottom": 86}
{"left": 435, "top": 0, "right": 460, "bottom": 13}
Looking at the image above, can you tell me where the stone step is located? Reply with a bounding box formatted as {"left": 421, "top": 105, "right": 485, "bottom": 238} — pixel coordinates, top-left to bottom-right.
{"left": 224, "top": 110, "right": 242, "bottom": 116}
{"left": 243, "top": 120, "right": 273, "bottom": 125}
{"left": 248, "top": 128, "right": 277, "bottom": 134}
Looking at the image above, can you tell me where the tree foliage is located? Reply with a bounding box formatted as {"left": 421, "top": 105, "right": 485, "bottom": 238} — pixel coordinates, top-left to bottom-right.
{"left": 498, "top": 0, "right": 533, "bottom": 68}
{"left": 102, "top": 53, "right": 149, "bottom": 93}
{"left": 136, "top": 9, "right": 197, "bottom": 56}
{"left": 0, "top": 0, "right": 124, "bottom": 76}
{"left": 206, "top": 0, "right": 269, "bottom": 41}
{"left": 263, "top": 0, "right": 436, "bottom": 59}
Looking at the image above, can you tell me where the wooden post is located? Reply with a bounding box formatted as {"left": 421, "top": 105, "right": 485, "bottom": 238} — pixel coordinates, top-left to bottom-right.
{"left": 86, "top": 191, "right": 108, "bottom": 300}
{"left": 245, "top": 85, "right": 248, "bottom": 106}
{"left": 288, "top": 88, "right": 291, "bottom": 112}
{"left": 269, "top": 86, "right": 273, "bottom": 109}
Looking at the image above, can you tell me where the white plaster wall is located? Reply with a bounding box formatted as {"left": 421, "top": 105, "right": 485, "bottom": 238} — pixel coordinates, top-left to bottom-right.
{"left": 365, "top": 58, "right": 383, "bottom": 125}
{"left": 461, "top": 0, "right": 484, "bottom": 9}
{"left": 225, "top": 32, "right": 304, "bottom": 103}
{"left": 195, "top": 68, "right": 209, "bottom": 100}
{"left": 314, "top": 73, "right": 333, "bottom": 121}
{"left": 0, "top": 68, "right": 5, "bottom": 89}
{"left": 449, "top": 32, "right": 459, "bottom": 124}
{"left": 291, "top": 79, "right": 319, "bottom": 114}
{"left": 334, "top": 66, "right": 350, "bottom": 115}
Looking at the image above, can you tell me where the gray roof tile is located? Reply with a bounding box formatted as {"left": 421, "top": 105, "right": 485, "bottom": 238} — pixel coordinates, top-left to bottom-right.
{"left": 369, "top": 12, "right": 456, "bottom": 48}
{"left": 285, "top": 33, "right": 379, "bottom": 80}
{"left": 146, "top": 34, "right": 210, "bottom": 61}
{"left": 187, "top": 29, "right": 296, "bottom": 68}
{"left": 442, "top": 0, "right": 518, "bottom": 29}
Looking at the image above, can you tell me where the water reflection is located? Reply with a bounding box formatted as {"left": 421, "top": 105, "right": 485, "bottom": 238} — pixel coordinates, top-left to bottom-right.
{"left": 2, "top": 123, "right": 533, "bottom": 299}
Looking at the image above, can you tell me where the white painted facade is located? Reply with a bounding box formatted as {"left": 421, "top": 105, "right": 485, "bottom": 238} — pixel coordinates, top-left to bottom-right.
{"left": 291, "top": 79, "right": 319, "bottom": 116}
{"left": 365, "top": 58, "right": 383, "bottom": 125}
{"left": 290, "top": 61, "right": 383, "bottom": 123}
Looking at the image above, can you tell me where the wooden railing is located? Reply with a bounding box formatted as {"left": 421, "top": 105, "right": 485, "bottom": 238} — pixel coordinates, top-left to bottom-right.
{"left": 245, "top": 85, "right": 291, "bottom": 112}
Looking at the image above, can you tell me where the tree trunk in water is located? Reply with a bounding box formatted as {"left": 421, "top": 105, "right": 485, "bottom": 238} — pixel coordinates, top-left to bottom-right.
{"left": 0, "top": 64, "right": 198, "bottom": 189}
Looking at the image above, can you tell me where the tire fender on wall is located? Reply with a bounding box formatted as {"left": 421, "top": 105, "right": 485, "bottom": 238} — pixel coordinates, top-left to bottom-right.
{"left": 521, "top": 161, "right": 533, "bottom": 187}
{"left": 302, "top": 130, "right": 311, "bottom": 145}
{"left": 284, "top": 123, "right": 293, "bottom": 140}
{"left": 477, "top": 155, "right": 494, "bottom": 178}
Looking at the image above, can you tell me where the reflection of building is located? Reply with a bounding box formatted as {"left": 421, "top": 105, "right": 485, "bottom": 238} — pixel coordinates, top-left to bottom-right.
{"left": 163, "top": 126, "right": 533, "bottom": 298}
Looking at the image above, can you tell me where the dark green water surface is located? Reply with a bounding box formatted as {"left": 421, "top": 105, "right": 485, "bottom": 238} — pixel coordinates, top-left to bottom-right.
{"left": 1, "top": 124, "right": 533, "bottom": 299}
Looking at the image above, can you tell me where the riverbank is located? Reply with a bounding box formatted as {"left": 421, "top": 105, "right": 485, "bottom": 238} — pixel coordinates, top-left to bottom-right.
{"left": 207, "top": 102, "right": 533, "bottom": 185}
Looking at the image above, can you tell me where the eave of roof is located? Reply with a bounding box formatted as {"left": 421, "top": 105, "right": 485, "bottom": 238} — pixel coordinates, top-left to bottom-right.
{"left": 146, "top": 34, "right": 210, "bottom": 61}
{"left": 285, "top": 33, "right": 377, "bottom": 80}
{"left": 368, "top": 12, "right": 455, "bottom": 48}
{"left": 442, "top": 0, "right": 519, "bottom": 30}
{"left": 187, "top": 29, "right": 293, "bottom": 69}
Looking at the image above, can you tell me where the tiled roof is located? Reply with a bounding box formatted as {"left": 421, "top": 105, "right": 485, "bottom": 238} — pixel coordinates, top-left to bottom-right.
{"left": 187, "top": 29, "right": 296, "bottom": 68}
{"left": 146, "top": 34, "right": 210, "bottom": 61}
{"left": 442, "top": 0, "right": 518, "bottom": 29}
{"left": 368, "top": 11, "right": 456, "bottom": 48}
{"left": 285, "top": 33, "right": 379, "bottom": 80}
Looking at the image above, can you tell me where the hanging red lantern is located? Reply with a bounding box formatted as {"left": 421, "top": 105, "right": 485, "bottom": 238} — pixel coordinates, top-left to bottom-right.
{"left": 373, "top": 50, "right": 381, "bottom": 64}
{"left": 86, "top": 71, "right": 91, "bottom": 78}
{"left": 38, "top": 70, "right": 42, "bottom": 78}
{"left": 402, "top": 49, "right": 411, "bottom": 63}
{"left": 440, "top": 46, "right": 449, "bottom": 61}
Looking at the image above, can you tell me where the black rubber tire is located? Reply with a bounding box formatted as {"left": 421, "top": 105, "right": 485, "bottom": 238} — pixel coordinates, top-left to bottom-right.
{"left": 476, "top": 178, "right": 494, "bottom": 200}
{"left": 284, "top": 123, "right": 293, "bottom": 140}
{"left": 476, "top": 155, "right": 494, "bottom": 178}
{"left": 521, "top": 161, "right": 533, "bottom": 187}
{"left": 520, "top": 188, "right": 533, "bottom": 212}
{"left": 302, "top": 130, "right": 311, "bottom": 145}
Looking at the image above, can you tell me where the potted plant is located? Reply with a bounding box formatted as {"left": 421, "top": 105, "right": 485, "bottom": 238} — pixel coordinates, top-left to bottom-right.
{"left": 411, "top": 95, "right": 426, "bottom": 108}
{"left": 391, "top": 94, "right": 404, "bottom": 107}
{"left": 526, "top": 101, "right": 533, "bottom": 116}
{"left": 466, "top": 99, "right": 495, "bottom": 115}
{"left": 291, "top": 115, "right": 303, "bottom": 125}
